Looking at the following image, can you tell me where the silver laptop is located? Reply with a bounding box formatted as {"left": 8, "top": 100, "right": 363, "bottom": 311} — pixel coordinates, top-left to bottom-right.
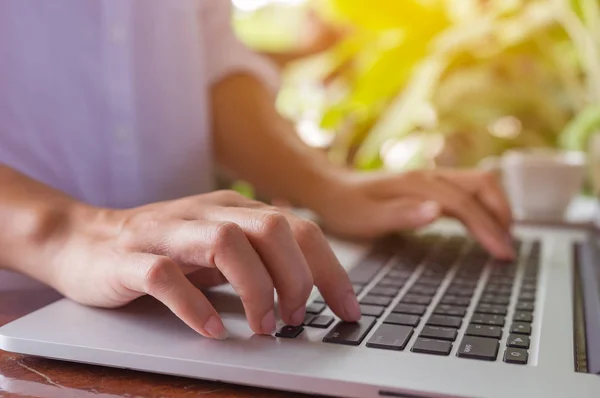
{"left": 1, "top": 220, "right": 599, "bottom": 398}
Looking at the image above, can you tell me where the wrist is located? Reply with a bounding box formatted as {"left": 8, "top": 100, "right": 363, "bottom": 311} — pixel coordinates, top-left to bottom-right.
{"left": 2, "top": 198, "right": 97, "bottom": 281}
{"left": 295, "top": 164, "right": 354, "bottom": 216}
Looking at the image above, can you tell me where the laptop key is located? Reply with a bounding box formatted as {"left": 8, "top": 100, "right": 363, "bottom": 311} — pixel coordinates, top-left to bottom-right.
{"left": 386, "top": 269, "right": 412, "bottom": 279}
{"left": 466, "top": 324, "right": 502, "bottom": 339}
{"left": 446, "top": 286, "right": 475, "bottom": 297}
{"left": 384, "top": 313, "right": 421, "bottom": 327}
{"left": 276, "top": 325, "right": 304, "bottom": 338}
{"left": 411, "top": 338, "right": 452, "bottom": 356}
{"left": 303, "top": 314, "right": 314, "bottom": 325}
{"left": 457, "top": 336, "right": 499, "bottom": 361}
{"left": 370, "top": 286, "right": 399, "bottom": 297}
{"left": 488, "top": 276, "right": 514, "bottom": 286}
{"left": 360, "top": 304, "right": 385, "bottom": 318}
{"left": 323, "top": 317, "right": 377, "bottom": 346}
{"left": 518, "top": 292, "right": 536, "bottom": 302}
{"left": 434, "top": 305, "right": 466, "bottom": 317}
{"left": 470, "top": 314, "right": 505, "bottom": 326}
{"left": 308, "top": 315, "right": 334, "bottom": 329}
{"left": 419, "top": 326, "right": 458, "bottom": 341}
{"left": 516, "top": 302, "right": 535, "bottom": 311}
{"left": 366, "top": 324, "right": 414, "bottom": 351}
{"left": 306, "top": 303, "right": 326, "bottom": 314}
{"left": 409, "top": 285, "right": 437, "bottom": 296}
{"left": 440, "top": 296, "right": 471, "bottom": 307}
{"left": 353, "top": 285, "right": 363, "bottom": 295}
{"left": 361, "top": 295, "right": 393, "bottom": 307}
{"left": 417, "top": 276, "right": 444, "bottom": 287}
{"left": 513, "top": 311, "right": 533, "bottom": 323}
{"left": 401, "top": 294, "right": 432, "bottom": 306}
{"left": 393, "top": 303, "right": 427, "bottom": 316}
{"left": 511, "top": 322, "right": 532, "bottom": 335}
{"left": 451, "top": 279, "right": 478, "bottom": 288}
{"left": 479, "top": 294, "right": 510, "bottom": 306}
{"left": 377, "top": 277, "right": 406, "bottom": 289}
{"left": 475, "top": 304, "right": 507, "bottom": 315}
{"left": 484, "top": 288, "right": 513, "bottom": 298}
{"left": 348, "top": 251, "right": 390, "bottom": 285}
{"left": 507, "top": 334, "right": 530, "bottom": 349}
{"left": 427, "top": 315, "right": 462, "bottom": 328}
{"left": 504, "top": 348, "right": 528, "bottom": 365}
{"left": 520, "top": 282, "right": 537, "bottom": 292}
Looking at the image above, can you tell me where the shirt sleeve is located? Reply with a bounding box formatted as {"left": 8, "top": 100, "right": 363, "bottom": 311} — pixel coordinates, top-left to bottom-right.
{"left": 201, "top": 0, "right": 281, "bottom": 93}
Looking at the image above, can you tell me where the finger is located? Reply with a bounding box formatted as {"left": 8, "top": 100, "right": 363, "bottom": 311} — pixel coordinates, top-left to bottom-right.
{"left": 401, "top": 174, "right": 514, "bottom": 259}
{"left": 436, "top": 170, "right": 513, "bottom": 230}
{"left": 362, "top": 199, "right": 441, "bottom": 236}
{"left": 214, "top": 204, "right": 362, "bottom": 323}
{"left": 126, "top": 219, "right": 277, "bottom": 335}
{"left": 119, "top": 253, "right": 228, "bottom": 339}
{"left": 202, "top": 207, "right": 314, "bottom": 326}
{"left": 287, "top": 217, "right": 362, "bottom": 322}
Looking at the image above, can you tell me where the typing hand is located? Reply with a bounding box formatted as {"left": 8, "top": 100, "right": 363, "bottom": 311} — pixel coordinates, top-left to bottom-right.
{"left": 313, "top": 169, "right": 515, "bottom": 260}
{"left": 49, "top": 190, "right": 361, "bottom": 339}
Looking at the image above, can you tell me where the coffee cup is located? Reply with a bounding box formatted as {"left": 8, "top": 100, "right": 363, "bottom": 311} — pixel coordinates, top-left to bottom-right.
{"left": 479, "top": 149, "right": 587, "bottom": 221}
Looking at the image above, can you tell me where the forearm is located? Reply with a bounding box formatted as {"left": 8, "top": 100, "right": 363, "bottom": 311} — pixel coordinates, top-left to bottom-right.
{"left": 211, "top": 74, "right": 348, "bottom": 211}
{"left": 0, "top": 165, "right": 90, "bottom": 279}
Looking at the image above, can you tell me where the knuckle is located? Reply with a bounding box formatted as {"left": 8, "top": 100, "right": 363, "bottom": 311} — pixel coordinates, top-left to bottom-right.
{"left": 144, "top": 258, "right": 176, "bottom": 294}
{"left": 293, "top": 219, "right": 322, "bottom": 245}
{"left": 116, "top": 214, "right": 158, "bottom": 251}
{"left": 214, "top": 189, "right": 245, "bottom": 203}
{"left": 213, "top": 221, "right": 244, "bottom": 248}
{"left": 256, "top": 212, "right": 289, "bottom": 237}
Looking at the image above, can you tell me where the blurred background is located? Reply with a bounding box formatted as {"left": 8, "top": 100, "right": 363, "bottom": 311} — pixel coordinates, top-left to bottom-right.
{"left": 232, "top": 0, "right": 600, "bottom": 178}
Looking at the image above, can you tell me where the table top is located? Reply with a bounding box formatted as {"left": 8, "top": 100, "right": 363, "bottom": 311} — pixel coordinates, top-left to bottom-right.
{"left": 0, "top": 271, "right": 310, "bottom": 398}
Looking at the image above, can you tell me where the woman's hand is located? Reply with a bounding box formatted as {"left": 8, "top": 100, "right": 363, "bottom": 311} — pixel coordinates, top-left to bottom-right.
{"left": 43, "top": 190, "right": 361, "bottom": 340}
{"left": 313, "top": 169, "right": 514, "bottom": 260}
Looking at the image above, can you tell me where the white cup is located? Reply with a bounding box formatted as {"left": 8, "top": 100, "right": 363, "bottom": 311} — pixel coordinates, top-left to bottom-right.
{"left": 480, "top": 149, "right": 587, "bottom": 221}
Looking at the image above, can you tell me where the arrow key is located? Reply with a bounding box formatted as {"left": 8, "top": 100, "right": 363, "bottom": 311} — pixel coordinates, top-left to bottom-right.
{"left": 504, "top": 348, "right": 528, "bottom": 364}
{"left": 507, "top": 334, "right": 530, "bottom": 349}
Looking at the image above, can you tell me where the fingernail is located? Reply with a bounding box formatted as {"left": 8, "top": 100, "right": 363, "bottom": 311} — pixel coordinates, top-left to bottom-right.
{"left": 290, "top": 305, "right": 306, "bottom": 326}
{"left": 261, "top": 310, "right": 277, "bottom": 335}
{"left": 419, "top": 201, "right": 440, "bottom": 220}
{"left": 204, "top": 315, "right": 228, "bottom": 340}
{"left": 344, "top": 292, "right": 362, "bottom": 321}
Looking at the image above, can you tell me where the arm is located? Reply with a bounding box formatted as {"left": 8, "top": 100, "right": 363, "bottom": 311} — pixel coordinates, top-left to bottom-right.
{"left": 211, "top": 75, "right": 344, "bottom": 211}
{"left": 211, "top": 75, "right": 515, "bottom": 259}
{"left": 0, "top": 164, "right": 360, "bottom": 338}
{"left": 0, "top": 166, "right": 90, "bottom": 278}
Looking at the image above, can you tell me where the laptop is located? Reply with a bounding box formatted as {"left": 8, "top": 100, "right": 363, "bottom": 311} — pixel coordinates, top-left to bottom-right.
{"left": 1, "top": 220, "right": 599, "bottom": 398}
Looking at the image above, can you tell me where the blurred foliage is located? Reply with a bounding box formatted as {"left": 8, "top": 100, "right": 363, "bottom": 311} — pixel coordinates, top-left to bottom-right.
{"left": 234, "top": 0, "right": 600, "bottom": 170}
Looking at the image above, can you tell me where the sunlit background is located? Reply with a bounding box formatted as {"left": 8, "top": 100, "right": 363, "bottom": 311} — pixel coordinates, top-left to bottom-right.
{"left": 232, "top": 0, "right": 600, "bottom": 173}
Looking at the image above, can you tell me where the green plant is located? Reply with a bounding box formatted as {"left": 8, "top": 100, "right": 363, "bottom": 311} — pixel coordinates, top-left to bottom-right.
{"left": 274, "top": 0, "right": 600, "bottom": 170}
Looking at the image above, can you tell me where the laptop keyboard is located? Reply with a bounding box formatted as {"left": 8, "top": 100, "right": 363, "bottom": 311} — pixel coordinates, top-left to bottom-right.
{"left": 281, "top": 234, "right": 539, "bottom": 366}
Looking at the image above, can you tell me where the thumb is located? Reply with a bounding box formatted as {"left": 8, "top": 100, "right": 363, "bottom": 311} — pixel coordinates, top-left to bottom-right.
{"left": 373, "top": 199, "right": 442, "bottom": 232}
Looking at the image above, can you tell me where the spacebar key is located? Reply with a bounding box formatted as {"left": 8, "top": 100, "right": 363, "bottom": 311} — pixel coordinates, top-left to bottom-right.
{"left": 323, "top": 317, "right": 377, "bottom": 346}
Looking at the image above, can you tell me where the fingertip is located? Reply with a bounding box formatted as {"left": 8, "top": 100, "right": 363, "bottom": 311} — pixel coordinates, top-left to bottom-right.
{"left": 204, "top": 315, "right": 229, "bottom": 340}
{"left": 342, "top": 292, "right": 362, "bottom": 322}
{"left": 289, "top": 305, "right": 307, "bottom": 326}
{"left": 260, "top": 310, "right": 277, "bottom": 335}
{"left": 418, "top": 201, "right": 442, "bottom": 220}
